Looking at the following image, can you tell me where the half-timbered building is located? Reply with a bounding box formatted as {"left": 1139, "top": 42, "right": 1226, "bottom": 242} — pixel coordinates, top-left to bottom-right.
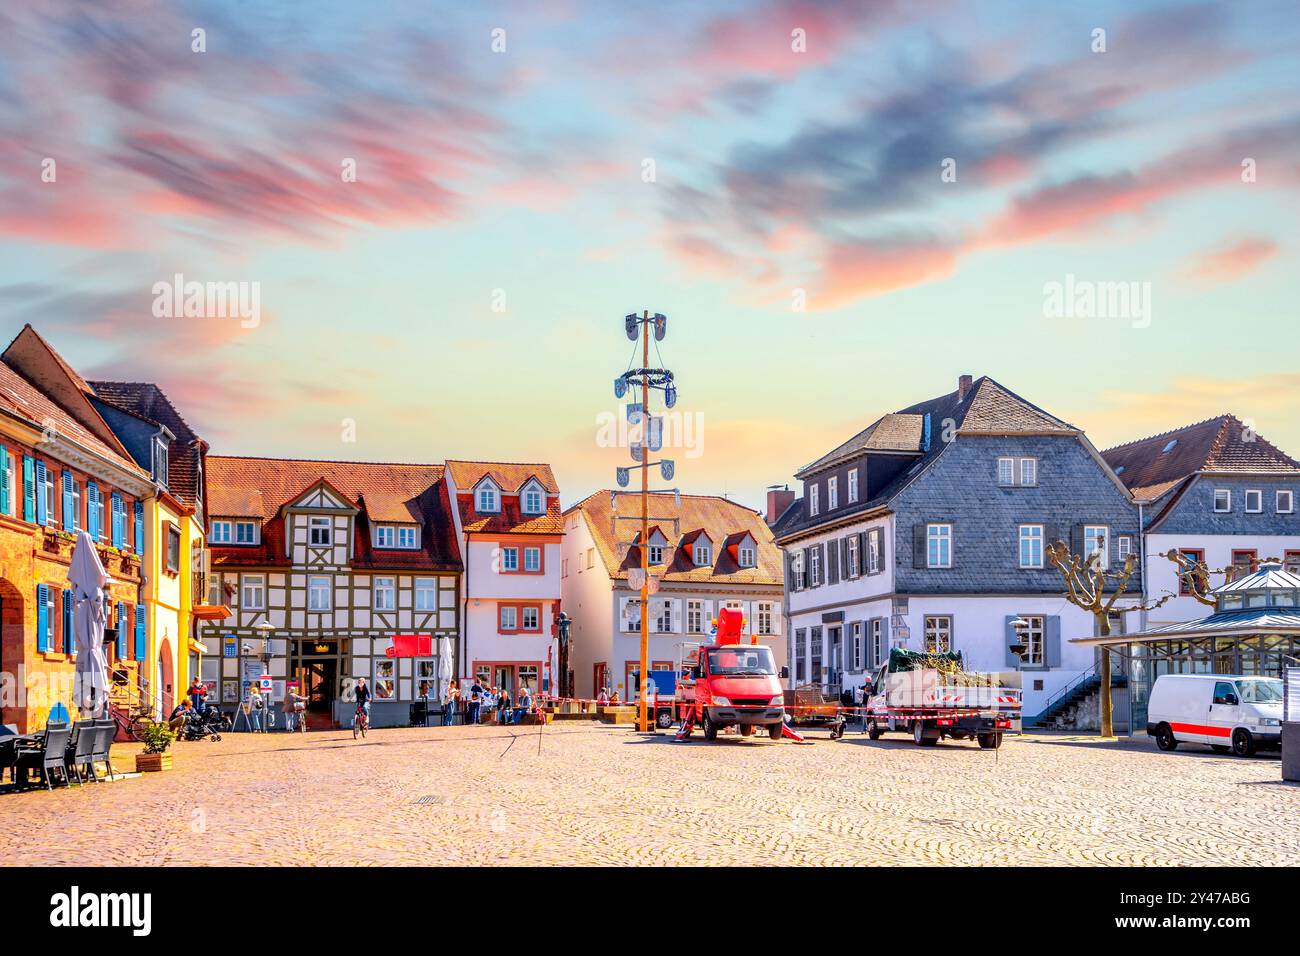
{"left": 198, "top": 457, "right": 461, "bottom": 728}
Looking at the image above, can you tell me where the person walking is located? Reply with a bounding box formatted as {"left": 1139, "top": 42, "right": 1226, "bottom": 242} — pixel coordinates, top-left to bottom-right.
{"left": 283, "top": 684, "right": 304, "bottom": 732}
{"left": 467, "top": 678, "right": 483, "bottom": 725}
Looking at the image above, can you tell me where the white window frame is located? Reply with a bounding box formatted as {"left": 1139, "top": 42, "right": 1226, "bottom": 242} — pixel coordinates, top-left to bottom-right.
{"left": 851, "top": 621, "right": 863, "bottom": 670}
{"left": 655, "top": 602, "right": 672, "bottom": 633}
{"left": 809, "top": 485, "right": 819, "bottom": 516}
{"left": 847, "top": 535, "right": 860, "bottom": 578}
{"left": 1084, "top": 525, "right": 1109, "bottom": 569}
{"left": 521, "top": 606, "right": 540, "bottom": 631}
{"left": 924, "top": 615, "right": 952, "bottom": 654}
{"left": 522, "top": 485, "right": 544, "bottom": 515}
{"left": 374, "top": 526, "right": 396, "bottom": 548}
{"left": 827, "top": 476, "right": 838, "bottom": 510}
{"left": 757, "top": 602, "right": 773, "bottom": 635}
{"left": 396, "top": 526, "right": 417, "bottom": 549}
{"left": 809, "top": 547, "right": 822, "bottom": 586}
{"left": 500, "top": 547, "right": 519, "bottom": 572}
{"left": 234, "top": 520, "right": 257, "bottom": 545}
{"left": 1117, "top": 535, "right": 1134, "bottom": 564}
{"left": 241, "top": 574, "right": 265, "bottom": 611}
{"left": 1213, "top": 489, "right": 1231, "bottom": 513}
{"left": 870, "top": 619, "right": 884, "bottom": 669}
{"left": 792, "top": 552, "right": 805, "bottom": 590}
{"left": 997, "top": 457, "right": 1015, "bottom": 486}
{"left": 693, "top": 543, "right": 711, "bottom": 566}
{"left": 866, "top": 528, "right": 881, "bottom": 574}
{"left": 211, "top": 520, "right": 232, "bottom": 544}
{"left": 307, "top": 575, "right": 331, "bottom": 611}
{"left": 373, "top": 576, "right": 396, "bottom": 611}
{"left": 308, "top": 515, "right": 331, "bottom": 547}
{"left": 1018, "top": 524, "right": 1044, "bottom": 569}
{"left": 1020, "top": 615, "right": 1045, "bottom": 666}
{"left": 499, "top": 605, "right": 518, "bottom": 631}
{"left": 1279, "top": 490, "right": 1295, "bottom": 514}
{"left": 1245, "top": 489, "right": 1263, "bottom": 514}
{"left": 414, "top": 577, "right": 436, "bottom": 611}
{"left": 476, "top": 485, "right": 499, "bottom": 513}
{"left": 524, "top": 546, "right": 541, "bottom": 572}
{"left": 1019, "top": 458, "right": 1037, "bottom": 487}
{"left": 848, "top": 469, "right": 859, "bottom": 503}
{"left": 738, "top": 545, "right": 755, "bottom": 568}
{"left": 373, "top": 659, "right": 396, "bottom": 700}
{"left": 648, "top": 543, "right": 664, "bottom": 564}
{"left": 687, "top": 600, "right": 703, "bottom": 634}
{"left": 926, "top": 524, "right": 952, "bottom": 569}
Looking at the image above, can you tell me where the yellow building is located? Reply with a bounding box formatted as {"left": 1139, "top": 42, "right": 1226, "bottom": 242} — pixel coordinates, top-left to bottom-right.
{"left": 89, "top": 383, "right": 226, "bottom": 716}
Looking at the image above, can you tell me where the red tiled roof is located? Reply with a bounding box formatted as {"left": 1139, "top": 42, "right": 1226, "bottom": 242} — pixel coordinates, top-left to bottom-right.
{"left": 0, "top": 350, "right": 147, "bottom": 479}
{"left": 567, "top": 491, "right": 782, "bottom": 587}
{"left": 206, "top": 456, "right": 460, "bottom": 571}
{"left": 457, "top": 495, "right": 564, "bottom": 535}
{"left": 1102, "top": 414, "right": 1300, "bottom": 501}
{"left": 446, "top": 460, "right": 559, "bottom": 494}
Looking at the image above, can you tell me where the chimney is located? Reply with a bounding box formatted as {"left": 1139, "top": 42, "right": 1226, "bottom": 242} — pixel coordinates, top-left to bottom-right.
{"left": 957, "top": 374, "right": 973, "bottom": 401}
{"left": 766, "top": 484, "right": 795, "bottom": 526}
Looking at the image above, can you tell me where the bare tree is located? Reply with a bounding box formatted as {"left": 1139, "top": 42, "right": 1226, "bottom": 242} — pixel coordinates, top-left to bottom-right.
{"left": 1161, "top": 549, "right": 1285, "bottom": 607}
{"left": 1045, "top": 537, "right": 1172, "bottom": 738}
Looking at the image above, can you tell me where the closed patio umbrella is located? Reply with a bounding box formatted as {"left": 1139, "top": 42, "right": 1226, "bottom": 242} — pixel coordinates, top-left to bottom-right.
{"left": 69, "top": 530, "right": 111, "bottom": 718}
{"left": 436, "top": 635, "right": 453, "bottom": 701}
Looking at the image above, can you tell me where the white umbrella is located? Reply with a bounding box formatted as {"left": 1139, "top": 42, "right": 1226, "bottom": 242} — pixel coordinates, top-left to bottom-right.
{"left": 436, "top": 635, "right": 453, "bottom": 701}
{"left": 69, "top": 530, "right": 111, "bottom": 718}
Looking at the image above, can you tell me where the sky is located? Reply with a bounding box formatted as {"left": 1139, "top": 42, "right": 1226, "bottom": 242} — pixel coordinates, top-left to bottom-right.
{"left": 1, "top": 0, "right": 1298, "bottom": 511}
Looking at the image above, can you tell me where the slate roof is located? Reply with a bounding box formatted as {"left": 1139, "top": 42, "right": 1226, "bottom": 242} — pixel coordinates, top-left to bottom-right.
{"left": 206, "top": 456, "right": 460, "bottom": 571}
{"left": 775, "top": 376, "right": 1075, "bottom": 541}
{"left": 447, "top": 459, "right": 563, "bottom": 535}
{"left": 567, "top": 491, "right": 782, "bottom": 587}
{"left": 1101, "top": 414, "right": 1300, "bottom": 503}
{"left": 88, "top": 381, "right": 206, "bottom": 508}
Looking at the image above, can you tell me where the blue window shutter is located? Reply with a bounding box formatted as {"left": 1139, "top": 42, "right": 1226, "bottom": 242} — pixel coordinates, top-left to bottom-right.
{"left": 34, "top": 460, "right": 47, "bottom": 525}
{"left": 135, "top": 604, "right": 146, "bottom": 661}
{"left": 134, "top": 500, "right": 144, "bottom": 556}
{"left": 0, "top": 446, "right": 8, "bottom": 516}
{"left": 36, "top": 584, "right": 49, "bottom": 652}
{"left": 86, "top": 481, "right": 98, "bottom": 540}
{"left": 116, "top": 602, "right": 127, "bottom": 658}
{"left": 111, "top": 493, "right": 123, "bottom": 548}
{"left": 61, "top": 471, "right": 74, "bottom": 531}
{"left": 63, "top": 590, "right": 74, "bottom": 657}
{"left": 22, "top": 455, "right": 34, "bottom": 522}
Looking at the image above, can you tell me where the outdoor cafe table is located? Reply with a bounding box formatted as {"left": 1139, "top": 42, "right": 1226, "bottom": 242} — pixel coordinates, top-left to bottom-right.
{"left": 0, "top": 732, "right": 44, "bottom": 787}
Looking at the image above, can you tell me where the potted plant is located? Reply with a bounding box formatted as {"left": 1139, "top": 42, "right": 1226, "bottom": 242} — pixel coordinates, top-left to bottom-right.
{"left": 135, "top": 722, "right": 176, "bottom": 772}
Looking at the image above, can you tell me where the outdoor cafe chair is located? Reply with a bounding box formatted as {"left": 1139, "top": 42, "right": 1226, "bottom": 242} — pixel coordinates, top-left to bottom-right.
{"left": 15, "top": 721, "right": 72, "bottom": 790}
{"left": 65, "top": 722, "right": 98, "bottom": 786}
{"left": 89, "top": 720, "right": 116, "bottom": 782}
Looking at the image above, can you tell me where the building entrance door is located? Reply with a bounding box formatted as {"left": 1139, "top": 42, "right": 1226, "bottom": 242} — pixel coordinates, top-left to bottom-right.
{"left": 297, "top": 659, "right": 337, "bottom": 727}
{"left": 494, "top": 665, "right": 515, "bottom": 696}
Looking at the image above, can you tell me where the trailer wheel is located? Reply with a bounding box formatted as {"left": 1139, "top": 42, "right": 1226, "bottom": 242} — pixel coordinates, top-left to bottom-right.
{"left": 739, "top": 724, "right": 754, "bottom": 737}
{"left": 655, "top": 710, "right": 675, "bottom": 730}
{"left": 867, "top": 721, "right": 882, "bottom": 740}
{"left": 977, "top": 732, "right": 1003, "bottom": 750}
{"left": 913, "top": 722, "right": 938, "bottom": 746}
{"left": 702, "top": 713, "right": 718, "bottom": 741}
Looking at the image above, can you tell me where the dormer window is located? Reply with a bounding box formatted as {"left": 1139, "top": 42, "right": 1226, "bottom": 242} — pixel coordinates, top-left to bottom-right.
{"left": 308, "top": 516, "right": 331, "bottom": 546}
{"left": 476, "top": 484, "right": 499, "bottom": 513}
{"left": 152, "top": 436, "right": 169, "bottom": 487}
{"left": 648, "top": 544, "right": 663, "bottom": 564}
{"left": 521, "top": 482, "right": 545, "bottom": 515}
{"left": 693, "top": 543, "right": 711, "bottom": 566}
{"left": 374, "top": 525, "right": 419, "bottom": 549}
{"left": 213, "top": 519, "right": 258, "bottom": 545}
{"left": 738, "top": 545, "right": 755, "bottom": 568}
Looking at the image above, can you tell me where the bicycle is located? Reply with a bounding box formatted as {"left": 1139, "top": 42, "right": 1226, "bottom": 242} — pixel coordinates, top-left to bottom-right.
{"left": 352, "top": 703, "right": 368, "bottom": 739}
{"left": 109, "top": 702, "right": 158, "bottom": 742}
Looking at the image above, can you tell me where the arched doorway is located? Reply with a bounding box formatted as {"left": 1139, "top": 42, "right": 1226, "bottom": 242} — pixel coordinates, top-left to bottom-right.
{"left": 157, "top": 637, "right": 175, "bottom": 718}
{"left": 0, "top": 579, "right": 24, "bottom": 729}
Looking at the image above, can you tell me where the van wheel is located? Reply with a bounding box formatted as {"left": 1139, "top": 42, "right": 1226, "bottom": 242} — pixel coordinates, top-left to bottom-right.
{"left": 1231, "top": 728, "right": 1256, "bottom": 757}
{"left": 739, "top": 724, "right": 754, "bottom": 737}
{"left": 767, "top": 723, "right": 782, "bottom": 740}
{"left": 702, "top": 713, "right": 718, "bottom": 741}
{"left": 977, "top": 733, "right": 1003, "bottom": 750}
{"left": 655, "top": 710, "right": 674, "bottom": 730}
{"left": 867, "top": 721, "right": 882, "bottom": 740}
{"left": 1153, "top": 724, "right": 1178, "bottom": 751}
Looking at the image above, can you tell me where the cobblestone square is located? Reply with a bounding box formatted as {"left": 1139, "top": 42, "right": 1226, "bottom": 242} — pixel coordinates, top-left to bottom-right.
{"left": 2, "top": 724, "right": 1296, "bottom": 867}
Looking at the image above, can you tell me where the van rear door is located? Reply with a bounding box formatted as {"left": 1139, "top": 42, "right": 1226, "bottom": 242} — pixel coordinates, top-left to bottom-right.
{"left": 1205, "top": 680, "right": 1240, "bottom": 745}
{"left": 1168, "top": 678, "right": 1208, "bottom": 744}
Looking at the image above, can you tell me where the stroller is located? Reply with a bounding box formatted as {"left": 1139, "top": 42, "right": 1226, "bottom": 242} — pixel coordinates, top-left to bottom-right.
{"left": 181, "top": 707, "right": 230, "bottom": 742}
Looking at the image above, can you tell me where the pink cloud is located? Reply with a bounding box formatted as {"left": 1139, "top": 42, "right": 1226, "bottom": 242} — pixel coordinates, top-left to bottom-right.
{"left": 1184, "top": 237, "right": 1278, "bottom": 283}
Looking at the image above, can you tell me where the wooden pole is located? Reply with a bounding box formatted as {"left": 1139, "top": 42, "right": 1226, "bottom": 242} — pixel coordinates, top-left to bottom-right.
{"left": 639, "top": 310, "right": 651, "bottom": 732}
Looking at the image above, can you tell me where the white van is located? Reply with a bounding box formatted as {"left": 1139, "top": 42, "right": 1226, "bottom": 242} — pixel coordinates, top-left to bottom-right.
{"left": 1146, "top": 674, "right": 1284, "bottom": 756}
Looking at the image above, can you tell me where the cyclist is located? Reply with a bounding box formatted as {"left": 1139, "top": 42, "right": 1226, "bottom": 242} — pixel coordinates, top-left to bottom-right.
{"left": 354, "top": 676, "right": 372, "bottom": 729}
